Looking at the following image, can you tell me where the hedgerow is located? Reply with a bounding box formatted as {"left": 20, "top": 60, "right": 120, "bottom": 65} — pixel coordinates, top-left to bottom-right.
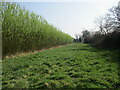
{"left": 1, "top": 2, "right": 73, "bottom": 56}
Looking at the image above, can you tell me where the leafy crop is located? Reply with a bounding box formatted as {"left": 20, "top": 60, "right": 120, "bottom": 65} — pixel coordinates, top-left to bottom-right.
{"left": 1, "top": 2, "right": 73, "bottom": 56}
{"left": 2, "top": 43, "right": 120, "bottom": 88}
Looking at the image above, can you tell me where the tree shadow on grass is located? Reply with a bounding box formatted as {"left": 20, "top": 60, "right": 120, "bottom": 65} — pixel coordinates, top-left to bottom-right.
{"left": 67, "top": 44, "right": 120, "bottom": 64}
{"left": 88, "top": 46, "right": 120, "bottom": 64}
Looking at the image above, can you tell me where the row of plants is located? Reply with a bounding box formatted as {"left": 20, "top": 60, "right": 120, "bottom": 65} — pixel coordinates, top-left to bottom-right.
{"left": 1, "top": 2, "right": 73, "bottom": 57}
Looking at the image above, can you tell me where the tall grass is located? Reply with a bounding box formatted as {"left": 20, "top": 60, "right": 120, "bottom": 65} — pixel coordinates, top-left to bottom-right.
{"left": 1, "top": 2, "right": 73, "bottom": 57}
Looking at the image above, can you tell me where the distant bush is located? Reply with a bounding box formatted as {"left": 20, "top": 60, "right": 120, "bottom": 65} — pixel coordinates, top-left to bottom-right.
{"left": 91, "top": 31, "right": 120, "bottom": 49}
{"left": 100, "top": 31, "right": 120, "bottom": 49}
{"left": 81, "top": 30, "right": 94, "bottom": 44}
{"left": 91, "top": 33, "right": 105, "bottom": 47}
{"left": 84, "top": 36, "right": 93, "bottom": 44}
{"left": 2, "top": 2, "right": 73, "bottom": 57}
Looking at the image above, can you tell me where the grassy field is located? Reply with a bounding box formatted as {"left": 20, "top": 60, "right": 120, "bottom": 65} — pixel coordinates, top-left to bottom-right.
{"left": 2, "top": 43, "right": 120, "bottom": 88}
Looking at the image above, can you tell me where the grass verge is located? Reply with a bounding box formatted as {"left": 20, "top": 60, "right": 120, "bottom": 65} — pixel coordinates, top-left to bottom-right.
{"left": 2, "top": 43, "right": 120, "bottom": 88}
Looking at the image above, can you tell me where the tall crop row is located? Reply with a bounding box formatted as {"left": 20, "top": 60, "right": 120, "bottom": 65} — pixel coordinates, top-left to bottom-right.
{"left": 1, "top": 2, "right": 73, "bottom": 57}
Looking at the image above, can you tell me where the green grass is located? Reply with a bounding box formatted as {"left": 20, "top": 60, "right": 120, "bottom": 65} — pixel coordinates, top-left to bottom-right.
{"left": 2, "top": 43, "right": 120, "bottom": 88}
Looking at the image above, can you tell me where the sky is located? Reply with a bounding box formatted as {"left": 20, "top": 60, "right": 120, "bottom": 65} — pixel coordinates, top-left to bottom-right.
{"left": 14, "top": 0, "right": 120, "bottom": 38}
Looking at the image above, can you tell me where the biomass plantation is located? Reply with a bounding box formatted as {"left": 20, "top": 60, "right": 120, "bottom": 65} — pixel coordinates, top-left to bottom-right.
{"left": 1, "top": 2, "right": 120, "bottom": 89}
{"left": 2, "top": 2, "right": 73, "bottom": 57}
{"left": 2, "top": 43, "right": 120, "bottom": 88}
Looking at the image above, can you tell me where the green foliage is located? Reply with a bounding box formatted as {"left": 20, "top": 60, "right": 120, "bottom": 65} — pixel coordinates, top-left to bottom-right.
{"left": 1, "top": 2, "right": 73, "bottom": 56}
{"left": 2, "top": 43, "right": 120, "bottom": 88}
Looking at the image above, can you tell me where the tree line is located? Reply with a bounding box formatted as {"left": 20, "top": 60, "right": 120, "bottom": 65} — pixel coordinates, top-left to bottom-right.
{"left": 1, "top": 2, "right": 73, "bottom": 57}
{"left": 75, "top": 3, "right": 120, "bottom": 49}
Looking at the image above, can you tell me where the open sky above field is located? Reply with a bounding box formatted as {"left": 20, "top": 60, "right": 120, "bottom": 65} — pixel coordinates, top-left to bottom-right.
{"left": 15, "top": 0, "right": 119, "bottom": 38}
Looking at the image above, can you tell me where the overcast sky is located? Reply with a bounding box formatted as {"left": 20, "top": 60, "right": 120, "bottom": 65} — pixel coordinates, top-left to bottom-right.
{"left": 16, "top": 0, "right": 119, "bottom": 38}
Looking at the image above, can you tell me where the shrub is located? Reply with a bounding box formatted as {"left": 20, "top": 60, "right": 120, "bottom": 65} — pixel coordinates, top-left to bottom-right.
{"left": 91, "top": 31, "right": 120, "bottom": 49}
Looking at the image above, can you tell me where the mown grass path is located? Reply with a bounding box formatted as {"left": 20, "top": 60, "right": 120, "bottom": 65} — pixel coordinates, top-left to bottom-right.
{"left": 2, "top": 43, "right": 120, "bottom": 88}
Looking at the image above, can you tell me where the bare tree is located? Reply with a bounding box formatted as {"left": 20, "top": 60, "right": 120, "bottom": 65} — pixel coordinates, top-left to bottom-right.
{"left": 75, "top": 34, "right": 79, "bottom": 40}
{"left": 75, "top": 34, "right": 81, "bottom": 42}
{"left": 105, "top": 4, "right": 120, "bottom": 32}
{"left": 95, "top": 16, "right": 108, "bottom": 34}
{"left": 95, "top": 3, "right": 120, "bottom": 34}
